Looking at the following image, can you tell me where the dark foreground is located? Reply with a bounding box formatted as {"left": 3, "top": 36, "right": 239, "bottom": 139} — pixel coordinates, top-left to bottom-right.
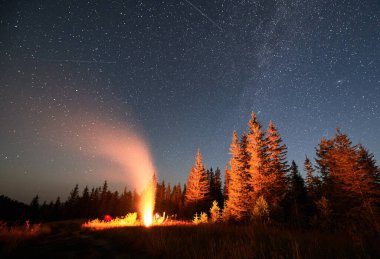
{"left": 1, "top": 220, "right": 379, "bottom": 259}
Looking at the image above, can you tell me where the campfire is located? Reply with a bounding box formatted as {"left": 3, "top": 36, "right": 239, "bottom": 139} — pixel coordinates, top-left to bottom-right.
{"left": 81, "top": 177, "right": 190, "bottom": 230}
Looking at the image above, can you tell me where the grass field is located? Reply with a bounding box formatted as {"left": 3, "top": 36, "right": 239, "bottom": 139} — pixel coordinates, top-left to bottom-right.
{"left": 1, "top": 220, "right": 379, "bottom": 258}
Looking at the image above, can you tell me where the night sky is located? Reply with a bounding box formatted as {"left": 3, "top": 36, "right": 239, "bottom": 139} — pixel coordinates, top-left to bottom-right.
{"left": 1, "top": 0, "right": 379, "bottom": 203}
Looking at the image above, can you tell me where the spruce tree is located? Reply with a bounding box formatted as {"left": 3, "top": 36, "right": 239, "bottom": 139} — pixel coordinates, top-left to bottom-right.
{"left": 246, "top": 112, "right": 269, "bottom": 206}
{"left": 185, "top": 149, "right": 210, "bottom": 214}
{"left": 224, "top": 131, "right": 250, "bottom": 221}
{"left": 266, "top": 120, "right": 288, "bottom": 208}
{"left": 315, "top": 129, "right": 380, "bottom": 230}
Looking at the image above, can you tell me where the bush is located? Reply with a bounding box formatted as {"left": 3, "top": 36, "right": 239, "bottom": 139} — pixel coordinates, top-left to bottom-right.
{"left": 200, "top": 212, "right": 208, "bottom": 223}
{"left": 193, "top": 212, "right": 208, "bottom": 224}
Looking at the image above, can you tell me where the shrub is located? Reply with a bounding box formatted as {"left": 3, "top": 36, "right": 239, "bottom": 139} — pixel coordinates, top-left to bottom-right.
{"left": 193, "top": 213, "right": 200, "bottom": 225}
{"left": 200, "top": 212, "right": 208, "bottom": 223}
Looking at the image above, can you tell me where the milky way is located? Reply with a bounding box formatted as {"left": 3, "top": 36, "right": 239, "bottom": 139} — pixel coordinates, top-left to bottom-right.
{"left": 0, "top": 0, "right": 379, "bottom": 203}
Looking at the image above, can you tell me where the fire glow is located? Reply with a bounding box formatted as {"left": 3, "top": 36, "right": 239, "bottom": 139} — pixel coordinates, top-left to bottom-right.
{"left": 140, "top": 177, "right": 156, "bottom": 227}
{"left": 82, "top": 213, "right": 191, "bottom": 230}
{"left": 63, "top": 118, "right": 160, "bottom": 228}
{"left": 82, "top": 180, "right": 158, "bottom": 229}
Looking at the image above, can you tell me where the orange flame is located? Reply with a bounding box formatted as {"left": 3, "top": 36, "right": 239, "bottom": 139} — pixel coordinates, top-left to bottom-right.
{"left": 139, "top": 176, "right": 156, "bottom": 227}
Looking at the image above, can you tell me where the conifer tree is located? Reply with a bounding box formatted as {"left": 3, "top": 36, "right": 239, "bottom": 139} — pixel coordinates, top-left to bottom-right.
{"left": 304, "top": 156, "right": 319, "bottom": 197}
{"left": 66, "top": 184, "right": 80, "bottom": 218}
{"left": 30, "top": 195, "right": 40, "bottom": 221}
{"left": 246, "top": 112, "right": 269, "bottom": 206}
{"left": 265, "top": 120, "right": 288, "bottom": 208}
{"left": 223, "top": 163, "right": 230, "bottom": 201}
{"left": 81, "top": 186, "right": 90, "bottom": 217}
{"left": 288, "top": 161, "right": 307, "bottom": 226}
{"left": 208, "top": 168, "right": 215, "bottom": 193}
{"left": 355, "top": 145, "right": 380, "bottom": 229}
{"left": 213, "top": 167, "right": 224, "bottom": 208}
{"left": 240, "top": 133, "right": 250, "bottom": 175}
{"left": 315, "top": 137, "right": 334, "bottom": 195}
{"left": 224, "top": 131, "right": 250, "bottom": 221}
{"left": 53, "top": 196, "right": 61, "bottom": 220}
{"left": 185, "top": 149, "right": 210, "bottom": 213}
{"left": 315, "top": 129, "right": 380, "bottom": 230}
{"left": 171, "top": 183, "right": 183, "bottom": 216}
{"left": 210, "top": 200, "right": 221, "bottom": 223}
{"left": 303, "top": 156, "right": 320, "bottom": 224}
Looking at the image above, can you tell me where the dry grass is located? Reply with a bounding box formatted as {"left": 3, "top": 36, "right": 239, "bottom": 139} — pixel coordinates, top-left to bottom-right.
{"left": 89, "top": 223, "right": 380, "bottom": 258}
{"left": 1, "top": 220, "right": 379, "bottom": 258}
{"left": 0, "top": 221, "right": 51, "bottom": 254}
{"left": 82, "top": 213, "right": 139, "bottom": 230}
{"left": 82, "top": 213, "right": 193, "bottom": 230}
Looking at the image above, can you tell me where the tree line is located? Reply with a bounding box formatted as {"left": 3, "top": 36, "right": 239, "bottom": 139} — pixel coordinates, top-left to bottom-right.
{"left": 1, "top": 112, "right": 379, "bottom": 233}
{"left": 184, "top": 112, "right": 380, "bottom": 233}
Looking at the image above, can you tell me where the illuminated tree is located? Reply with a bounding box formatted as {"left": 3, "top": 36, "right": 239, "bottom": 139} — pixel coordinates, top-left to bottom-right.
{"left": 224, "top": 131, "right": 250, "bottom": 221}
{"left": 315, "top": 137, "right": 334, "bottom": 195}
{"left": 315, "top": 129, "right": 380, "bottom": 230}
{"left": 210, "top": 200, "right": 221, "bottom": 223}
{"left": 185, "top": 149, "right": 210, "bottom": 214}
{"left": 246, "top": 112, "right": 269, "bottom": 205}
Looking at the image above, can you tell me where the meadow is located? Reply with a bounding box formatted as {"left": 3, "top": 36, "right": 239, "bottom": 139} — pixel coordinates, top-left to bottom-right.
{"left": 1, "top": 220, "right": 379, "bottom": 258}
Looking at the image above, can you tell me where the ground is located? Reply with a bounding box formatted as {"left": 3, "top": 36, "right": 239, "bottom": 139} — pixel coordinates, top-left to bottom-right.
{"left": 1, "top": 220, "right": 379, "bottom": 258}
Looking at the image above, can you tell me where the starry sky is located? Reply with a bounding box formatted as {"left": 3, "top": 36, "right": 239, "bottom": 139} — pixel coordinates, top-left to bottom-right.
{"left": 1, "top": 0, "right": 379, "bottom": 203}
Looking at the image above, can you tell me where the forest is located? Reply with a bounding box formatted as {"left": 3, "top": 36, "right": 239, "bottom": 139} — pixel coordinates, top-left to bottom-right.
{"left": 1, "top": 112, "right": 379, "bottom": 236}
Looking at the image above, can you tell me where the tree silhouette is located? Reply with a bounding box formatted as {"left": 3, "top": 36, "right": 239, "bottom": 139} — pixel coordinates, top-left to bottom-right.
{"left": 265, "top": 120, "right": 288, "bottom": 212}
{"left": 288, "top": 161, "right": 308, "bottom": 227}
